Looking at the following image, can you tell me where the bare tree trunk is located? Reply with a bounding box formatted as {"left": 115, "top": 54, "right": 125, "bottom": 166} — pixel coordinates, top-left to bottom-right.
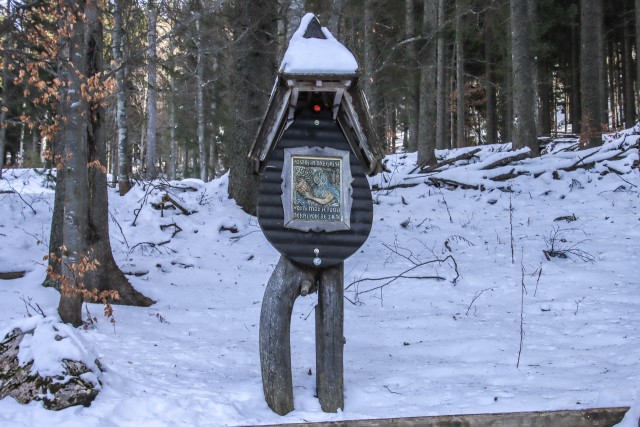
{"left": 0, "top": 107, "right": 6, "bottom": 179}
{"left": 405, "top": 0, "right": 419, "bottom": 152}
{"left": 623, "top": 18, "right": 636, "bottom": 128}
{"left": 363, "top": 0, "right": 385, "bottom": 147}
{"left": 485, "top": 27, "right": 497, "bottom": 145}
{"left": 228, "top": 0, "right": 277, "bottom": 214}
{"left": 56, "top": 0, "right": 90, "bottom": 326}
{"left": 113, "top": 0, "right": 131, "bottom": 195}
{"left": 637, "top": 0, "right": 640, "bottom": 115}
{"left": 455, "top": 0, "right": 465, "bottom": 148}
{"left": 580, "top": 0, "right": 603, "bottom": 147}
{"left": 145, "top": 0, "right": 158, "bottom": 178}
{"left": 195, "top": 10, "right": 207, "bottom": 182}
{"left": 168, "top": 36, "right": 177, "bottom": 180}
{"left": 435, "top": 0, "right": 447, "bottom": 150}
{"left": 329, "top": 0, "right": 343, "bottom": 35}
{"left": 509, "top": 0, "right": 539, "bottom": 155}
{"left": 363, "top": 0, "right": 376, "bottom": 112}
{"left": 527, "top": 0, "right": 541, "bottom": 137}
{"left": 50, "top": 0, "right": 153, "bottom": 326}
{"left": 570, "top": 15, "right": 581, "bottom": 134}
{"left": 595, "top": 0, "right": 607, "bottom": 130}
{"left": 0, "top": 0, "right": 10, "bottom": 179}
{"left": 417, "top": 0, "right": 437, "bottom": 166}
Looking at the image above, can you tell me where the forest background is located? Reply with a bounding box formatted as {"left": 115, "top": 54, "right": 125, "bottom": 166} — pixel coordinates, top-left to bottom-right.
{"left": 0, "top": 0, "right": 639, "bottom": 324}
{"left": 2, "top": 0, "right": 638, "bottom": 193}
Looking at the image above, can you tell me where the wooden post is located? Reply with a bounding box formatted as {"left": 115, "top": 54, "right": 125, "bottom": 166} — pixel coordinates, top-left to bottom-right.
{"left": 315, "top": 262, "right": 345, "bottom": 412}
{"left": 259, "top": 255, "right": 315, "bottom": 415}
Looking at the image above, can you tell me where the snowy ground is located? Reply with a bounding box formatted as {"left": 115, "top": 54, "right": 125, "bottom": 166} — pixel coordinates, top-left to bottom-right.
{"left": 1, "top": 136, "right": 639, "bottom": 426}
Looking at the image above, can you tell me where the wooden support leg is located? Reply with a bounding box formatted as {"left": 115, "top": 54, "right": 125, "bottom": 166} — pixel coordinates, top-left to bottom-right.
{"left": 259, "top": 255, "right": 315, "bottom": 415}
{"left": 315, "top": 262, "right": 345, "bottom": 412}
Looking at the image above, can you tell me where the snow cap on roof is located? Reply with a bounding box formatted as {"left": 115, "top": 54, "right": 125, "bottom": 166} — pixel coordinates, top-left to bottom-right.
{"left": 279, "top": 13, "right": 359, "bottom": 75}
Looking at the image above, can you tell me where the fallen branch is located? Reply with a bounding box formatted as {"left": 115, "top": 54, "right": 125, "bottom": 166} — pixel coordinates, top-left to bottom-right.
{"left": 345, "top": 254, "right": 459, "bottom": 296}
{"left": 490, "top": 169, "right": 530, "bottom": 182}
{"left": 160, "top": 222, "right": 183, "bottom": 238}
{"left": 480, "top": 150, "right": 531, "bottom": 170}
{"left": 428, "top": 176, "right": 484, "bottom": 191}
{"left": 373, "top": 182, "right": 421, "bottom": 192}
{"left": 152, "top": 194, "right": 192, "bottom": 217}
{"left": 128, "top": 240, "right": 173, "bottom": 255}
{"left": 416, "top": 148, "right": 481, "bottom": 175}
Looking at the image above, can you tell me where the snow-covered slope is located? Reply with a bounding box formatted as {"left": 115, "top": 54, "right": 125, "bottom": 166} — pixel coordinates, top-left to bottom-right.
{"left": 0, "top": 134, "right": 638, "bottom": 426}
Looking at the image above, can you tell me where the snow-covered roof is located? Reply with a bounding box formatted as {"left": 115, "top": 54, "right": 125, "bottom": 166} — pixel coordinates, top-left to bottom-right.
{"left": 279, "top": 13, "right": 358, "bottom": 76}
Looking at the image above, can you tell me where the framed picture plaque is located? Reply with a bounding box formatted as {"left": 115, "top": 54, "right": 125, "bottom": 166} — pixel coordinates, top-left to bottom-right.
{"left": 282, "top": 147, "right": 353, "bottom": 232}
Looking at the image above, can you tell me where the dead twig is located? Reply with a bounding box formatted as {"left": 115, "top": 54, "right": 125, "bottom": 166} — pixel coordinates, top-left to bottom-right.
{"left": 517, "top": 249, "right": 527, "bottom": 369}
{"left": 20, "top": 296, "right": 45, "bottom": 317}
{"left": 345, "top": 254, "right": 459, "bottom": 295}
{"left": 465, "top": 287, "right": 493, "bottom": 315}
{"left": 160, "top": 222, "right": 183, "bottom": 238}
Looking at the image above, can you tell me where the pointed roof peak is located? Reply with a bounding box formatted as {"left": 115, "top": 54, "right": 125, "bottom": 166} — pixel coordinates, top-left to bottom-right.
{"left": 279, "top": 13, "right": 358, "bottom": 76}
{"left": 303, "top": 15, "right": 327, "bottom": 39}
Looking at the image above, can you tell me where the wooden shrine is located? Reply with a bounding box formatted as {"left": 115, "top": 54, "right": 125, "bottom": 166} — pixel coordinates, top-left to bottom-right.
{"left": 249, "top": 13, "right": 384, "bottom": 416}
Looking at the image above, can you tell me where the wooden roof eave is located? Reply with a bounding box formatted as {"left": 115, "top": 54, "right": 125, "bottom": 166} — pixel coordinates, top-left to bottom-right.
{"left": 248, "top": 76, "right": 292, "bottom": 173}
{"left": 249, "top": 73, "right": 385, "bottom": 176}
{"left": 338, "top": 84, "right": 385, "bottom": 176}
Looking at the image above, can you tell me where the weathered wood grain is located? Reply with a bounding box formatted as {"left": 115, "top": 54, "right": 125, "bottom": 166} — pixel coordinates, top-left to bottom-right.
{"left": 259, "top": 255, "right": 316, "bottom": 415}
{"left": 315, "top": 262, "right": 345, "bottom": 413}
{"left": 242, "top": 406, "right": 630, "bottom": 427}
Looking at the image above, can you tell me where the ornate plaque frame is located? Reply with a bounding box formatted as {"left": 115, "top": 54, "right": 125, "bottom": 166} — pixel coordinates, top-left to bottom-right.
{"left": 282, "top": 147, "right": 353, "bottom": 232}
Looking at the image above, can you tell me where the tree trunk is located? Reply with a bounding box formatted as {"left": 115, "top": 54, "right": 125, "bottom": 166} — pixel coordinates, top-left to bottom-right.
{"left": 485, "top": 30, "right": 497, "bottom": 145}
{"left": 169, "top": 41, "right": 177, "bottom": 180}
{"left": 510, "top": 0, "right": 539, "bottom": 155}
{"left": 417, "top": 0, "right": 437, "bottom": 166}
{"left": 637, "top": 0, "right": 640, "bottom": 114}
{"left": 455, "top": 0, "right": 465, "bottom": 148}
{"left": 580, "top": 0, "right": 603, "bottom": 147}
{"left": 539, "top": 69, "right": 552, "bottom": 136}
{"left": 0, "top": 0, "right": 11, "bottom": 179}
{"left": 113, "top": 0, "right": 131, "bottom": 195}
{"left": 405, "top": 0, "right": 419, "bottom": 153}
{"left": 435, "top": 0, "right": 447, "bottom": 150}
{"left": 623, "top": 18, "right": 636, "bottom": 128}
{"left": 596, "top": 0, "right": 607, "bottom": 129}
{"left": 49, "top": 0, "right": 153, "bottom": 326}
{"left": 228, "top": 0, "right": 277, "bottom": 214}
{"left": 570, "top": 13, "right": 581, "bottom": 134}
{"left": 145, "top": 0, "right": 158, "bottom": 178}
{"left": 363, "top": 0, "right": 379, "bottom": 140}
{"left": 527, "top": 0, "right": 541, "bottom": 137}
{"left": 195, "top": 9, "right": 207, "bottom": 182}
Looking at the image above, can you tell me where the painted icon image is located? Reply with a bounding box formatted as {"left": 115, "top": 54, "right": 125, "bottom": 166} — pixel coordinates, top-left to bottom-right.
{"left": 292, "top": 156, "right": 342, "bottom": 222}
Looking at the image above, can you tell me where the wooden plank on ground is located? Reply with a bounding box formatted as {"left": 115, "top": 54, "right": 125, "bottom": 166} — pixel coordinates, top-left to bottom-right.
{"left": 0, "top": 271, "right": 26, "bottom": 280}
{"left": 243, "top": 407, "right": 629, "bottom": 427}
